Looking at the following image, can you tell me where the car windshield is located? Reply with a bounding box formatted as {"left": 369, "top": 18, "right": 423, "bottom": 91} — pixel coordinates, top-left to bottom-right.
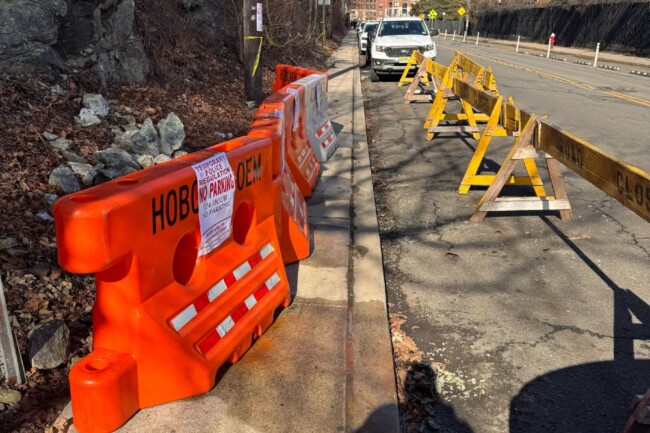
{"left": 364, "top": 23, "right": 378, "bottom": 34}
{"left": 378, "top": 20, "right": 428, "bottom": 37}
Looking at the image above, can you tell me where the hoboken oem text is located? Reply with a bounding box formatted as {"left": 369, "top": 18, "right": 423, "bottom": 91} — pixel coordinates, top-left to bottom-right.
{"left": 151, "top": 154, "right": 263, "bottom": 234}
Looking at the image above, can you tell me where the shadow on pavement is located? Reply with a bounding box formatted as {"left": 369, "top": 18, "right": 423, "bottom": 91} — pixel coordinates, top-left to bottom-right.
{"left": 509, "top": 217, "right": 650, "bottom": 433}
{"left": 354, "top": 363, "right": 473, "bottom": 433}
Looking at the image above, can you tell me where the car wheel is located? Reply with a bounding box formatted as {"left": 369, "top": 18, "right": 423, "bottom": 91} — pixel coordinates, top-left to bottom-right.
{"left": 371, "top": 67, "right": 380, "bottom": 82}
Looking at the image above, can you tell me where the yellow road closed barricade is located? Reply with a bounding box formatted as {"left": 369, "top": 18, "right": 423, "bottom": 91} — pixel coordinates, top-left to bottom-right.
{"left": 397, "top": 50, "right": 429, "bottom": 88}
{"left": 293, "top": 74, "right": 338, "bottom": 162}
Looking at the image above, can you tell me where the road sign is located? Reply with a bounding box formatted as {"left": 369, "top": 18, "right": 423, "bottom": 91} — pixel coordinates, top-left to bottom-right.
{"left": 419, "top": 13, "right": 425, "bottom": 19}
{"left": 429, "top": 8, "right": 437, "bottom": 19}
{"left": 457, "top": 6, "right": 466, "bottom": 16}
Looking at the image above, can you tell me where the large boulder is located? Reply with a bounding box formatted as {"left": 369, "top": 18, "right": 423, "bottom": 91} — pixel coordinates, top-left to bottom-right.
{"left": 128, "top": 118, "right": 160, "bottom": 156}
{"left": 94, "top": 147, "right": 140, "bottom": 170}
{"left": 157, "top": 112, "right": 185, "bottom": 156}
{"left": 0, "top": 0, "right": 67, "bottom": 73}
{"left": 93, "top": 0, "right": 149, "bottom": 83}
{"left": 28, "top": 320, "right": 70, "bottom": 370}
{"left": 49, "top": 166, "right": 81, "bottom": 194}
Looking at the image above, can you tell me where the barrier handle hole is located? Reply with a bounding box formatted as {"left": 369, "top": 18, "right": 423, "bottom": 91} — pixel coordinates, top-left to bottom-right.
{"left": 71, "top": 195, "right": 98, "bottom": 203}
{"left": 232, "top": 202, "right": 255, "bottom": 245}
{"left": 117, "top": 179, "right": 138, "bottom": 186}
{"left": 85, "top": 358, "right": 110, "bottom": 372}
{"left": 173, "top": 232, "right": 199, "bottom": 285}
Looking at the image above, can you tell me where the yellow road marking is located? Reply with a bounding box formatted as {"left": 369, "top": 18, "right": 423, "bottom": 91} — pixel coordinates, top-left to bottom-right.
{"left": 439, "top": 46, "right": 650, "bottom": 108}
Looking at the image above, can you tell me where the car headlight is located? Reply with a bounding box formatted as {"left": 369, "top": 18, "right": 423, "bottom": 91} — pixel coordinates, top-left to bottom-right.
{"left": 374, "top": 45, "right": 385, "bottom": 52}
{"left": 421, "top": 44, "right": 435, "bottom": 51}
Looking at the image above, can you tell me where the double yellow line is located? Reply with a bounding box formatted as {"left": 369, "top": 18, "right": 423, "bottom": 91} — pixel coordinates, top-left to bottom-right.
{"left": 446, "top": 47, "right": 650, "bottom": 108}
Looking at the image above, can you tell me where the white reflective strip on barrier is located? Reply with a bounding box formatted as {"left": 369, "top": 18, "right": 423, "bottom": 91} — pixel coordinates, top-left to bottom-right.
{"left": 171, "top": 305, "right": 197, "bottom": 331}
{"left": 244, "top": 294, "right": 257, "bottom": 310}
{"left": 233, "top": 261, "right": 252, "bottom": 280}
{"left": 290, "top": 195, "right": 295, "bottom": 208}
{"left": 217, "top": 316, "right": 236, "bottom": 338}
{"left": 266, "top": 273, "right": 281, "bottom": 289}
{"left": 260, "top": 243, "right": 274, "bottom": 259}
{"left": 208, "top": 280, "right": 227, "bottom": 302}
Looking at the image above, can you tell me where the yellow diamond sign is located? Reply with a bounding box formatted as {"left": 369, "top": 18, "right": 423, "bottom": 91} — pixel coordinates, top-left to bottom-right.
{"left": 457, "top": 6, "right": 466, "bottom": 16}
{"left": 429, "top": 9, "right": 437, "bottom": 19}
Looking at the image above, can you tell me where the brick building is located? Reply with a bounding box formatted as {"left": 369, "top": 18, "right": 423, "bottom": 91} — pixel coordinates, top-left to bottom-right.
{"left": 350, "top": 0, "right": 418, "bottom": 21}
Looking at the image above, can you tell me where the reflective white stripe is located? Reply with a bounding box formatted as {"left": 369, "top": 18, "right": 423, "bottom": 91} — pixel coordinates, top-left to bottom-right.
{"left": 266, "top": 273, "right": 281, "bottom": 289}
{"left": 290, "top": 196, "right": 295, "bottom": 208}
{"left": 171, "top": 305, "right": 197, "bottom": 331}
{"left": 260, "top": 243, "right": 274, "bottom": 259}
{"left": 299, "top": 202, "right": 305, "bottom": 218}
{"left": 217, "top": 316, "right": 236, "bottom": 338}
{"left": 233, "top": 261, "right": 252, "bottom": 280}
{"left": 244, "top": 294, "right": 257, "bottom": 310}
{"left": 208, "top": 280, "right": 227, "bottom": 302}
{"left": 306, "top": 168, "right": 311, "bottom": 176}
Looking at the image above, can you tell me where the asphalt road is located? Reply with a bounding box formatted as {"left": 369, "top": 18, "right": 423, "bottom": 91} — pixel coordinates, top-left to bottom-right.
{"left": 361, "top": 39, "right": 650, "bottom": 433}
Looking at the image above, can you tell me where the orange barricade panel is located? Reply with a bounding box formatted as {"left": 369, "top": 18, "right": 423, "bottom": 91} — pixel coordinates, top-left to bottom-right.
{"left": 274, "top": 85, "right": 321, "bottom": 198}
{"left": 55, "top": 137, "right": 292, "bottom": 433}
{"left": 248, "top": 93, "right": 310, "bottom": 264}
{"left": 293, "top": 74, "right": 338, "bottom": 162}
{"left": 272, "top": 64, "right": 328, "bottom": 92}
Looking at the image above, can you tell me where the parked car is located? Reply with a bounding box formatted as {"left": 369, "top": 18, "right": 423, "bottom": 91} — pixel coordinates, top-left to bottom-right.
{"left": 368, "top": 17, "right": 436, "bottom": 82}
{"left": 357, "top": 21, "right": 366, "bottom": 36}
{"left": 358, "top": 22, "right": 378, "bottom": 55}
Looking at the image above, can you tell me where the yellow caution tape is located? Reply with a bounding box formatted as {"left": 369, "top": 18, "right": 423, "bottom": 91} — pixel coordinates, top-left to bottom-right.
{"left": 244, "top": 36, "right": 263, "bottom": 77}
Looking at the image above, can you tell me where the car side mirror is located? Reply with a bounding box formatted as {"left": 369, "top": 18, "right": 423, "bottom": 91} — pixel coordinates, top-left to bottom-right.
{"left": 368, "top": 30, "right": 376, "bottom": 40}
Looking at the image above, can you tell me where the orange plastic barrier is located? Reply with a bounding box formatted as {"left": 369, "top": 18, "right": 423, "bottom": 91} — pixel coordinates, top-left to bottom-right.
{"left": 55, "top": 137, "right": 292, "bottom": 433}
{"left": 259, "top": 87, "right": 320, "bottom": 198}
{"left": 272, "top": 64, "right": 328, "bottom": 92}
{"left": 248, "top": 93, "right": 310, "bottom": 264}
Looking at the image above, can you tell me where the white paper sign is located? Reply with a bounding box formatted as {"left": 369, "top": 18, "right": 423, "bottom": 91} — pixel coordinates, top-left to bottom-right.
{"left": 192, "top": 153, "right": 236, "bottom": 256}
{"left": 286, "top": 87, "right": 301, "bottom": 132}
{"left": 256, "top": 3, "right": 263, "bottom": 32}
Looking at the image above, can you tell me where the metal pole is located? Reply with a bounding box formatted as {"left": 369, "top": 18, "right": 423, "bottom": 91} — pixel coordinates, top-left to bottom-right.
{"left": 463, "top": 31, "right": 467, "bottom": 42}
{"left": 243, "top": 0, "right": 263, "bottom": 103}
{"left": 546, "top": 39, "right": 551, "bottom": 58}
{"left": 475, "top": 32, "right": 479, "bottom": 45}
{"left": 465, "top": 0, "right": 470, "bottom": 37}
{"left": 515, "top": 35, "right": 520, "bottom": 53}
{"left": 453, "top": 30, "right": 456, "bottom": 41}
{"left": 444, "top": 29, "right": 447, "bottom": 40}
{"left": 594, "top": 42, "right": 600, "bottom": 67}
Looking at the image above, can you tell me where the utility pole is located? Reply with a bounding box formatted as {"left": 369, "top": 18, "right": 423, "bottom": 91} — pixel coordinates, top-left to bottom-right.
{"left": 465, "top": 0, "right": 471, "bottom": 36}
{"left": 243, "top": 0, "right": 263, "bottom": 104}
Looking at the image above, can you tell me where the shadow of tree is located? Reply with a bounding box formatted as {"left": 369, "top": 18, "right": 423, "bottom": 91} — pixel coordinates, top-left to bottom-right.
{"left": 510, "top": 217, "right": 650, "bottom": 433}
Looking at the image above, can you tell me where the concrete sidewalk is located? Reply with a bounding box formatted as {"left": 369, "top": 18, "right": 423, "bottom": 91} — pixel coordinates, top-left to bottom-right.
{"left": 443, "top": 35, "right": 650, "bottom": 69}
{"left": 56, "top": 33, "right": 400, "bottom": 433}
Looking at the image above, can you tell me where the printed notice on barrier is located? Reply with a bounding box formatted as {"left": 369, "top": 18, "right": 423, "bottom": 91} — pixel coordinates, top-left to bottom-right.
{"left": 192, "top": 153, "right": 236, "bottom": 256}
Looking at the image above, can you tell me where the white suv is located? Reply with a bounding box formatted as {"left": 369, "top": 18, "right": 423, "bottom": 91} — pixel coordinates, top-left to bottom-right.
{"left": 369, "top": 17, "right": 436, "bottom": 82}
